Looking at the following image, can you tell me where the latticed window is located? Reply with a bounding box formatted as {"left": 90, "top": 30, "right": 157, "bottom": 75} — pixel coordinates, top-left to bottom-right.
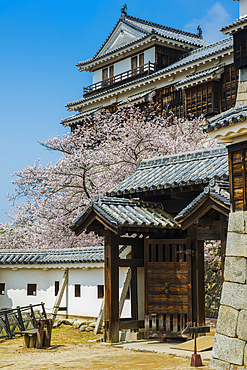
{"left": 234, "top": 29, "right": 247, "bottom": 69}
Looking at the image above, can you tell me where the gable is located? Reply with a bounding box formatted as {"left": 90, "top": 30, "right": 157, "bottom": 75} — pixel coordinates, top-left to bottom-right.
{"left": 97, "top": 22, "right": 146, "bottom": 58}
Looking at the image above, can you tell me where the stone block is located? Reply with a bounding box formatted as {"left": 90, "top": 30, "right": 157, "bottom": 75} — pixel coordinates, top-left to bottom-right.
{"left": 216, "top": 305, "right": 239, "bottom": 337}
{"left": 228, "top": 212, "right": 246, "bottom": 233}
{"left": 209, "top": 359, "right": 230, "bottom": 370}
{"left": 226, "top": 233, "right": 247, "bottom": 258}
{"left": 212, "top": 333, "right": 245, "bottom": 365}
{"left": 244, "top": 344, "right": 247, "bottom": 366}
{"left": 220, "top": 282, "right": 243, "bottom": 310}
{"left": 237, "top": 310, "right": 247, "bottom": 341}
{"left": 230, "top": 366, "right": 247, "bottom": 370}
{"left": 224, "top": 257, "right": 247, "bottom": 284}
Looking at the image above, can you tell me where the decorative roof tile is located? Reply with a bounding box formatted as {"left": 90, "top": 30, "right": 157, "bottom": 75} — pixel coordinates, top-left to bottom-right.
{"left": 206, "top": 103, "right": 247, "bottom": 132}
{"left": 107, "top": 146, "right": 228, "bottom": 197}
{"left": 0, "top": 246, "right": 125, "bottom": 265}
{"left": 70, "top": 196, "right": 179, "bottom": 233}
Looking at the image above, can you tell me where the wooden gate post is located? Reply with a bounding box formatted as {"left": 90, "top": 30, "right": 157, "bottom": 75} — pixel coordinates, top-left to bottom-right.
{"left": 104, "top": 232, "right": 119, "bottom": 343}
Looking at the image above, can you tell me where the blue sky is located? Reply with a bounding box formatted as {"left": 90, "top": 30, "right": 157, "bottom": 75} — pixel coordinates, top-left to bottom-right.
{"left": 0, "top": 0, "right": 239, "bottom": 223}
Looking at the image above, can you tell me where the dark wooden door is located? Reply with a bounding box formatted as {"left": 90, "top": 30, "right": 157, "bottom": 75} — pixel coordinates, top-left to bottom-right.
{"left": 144, "top": 239, "right": 192, "bottom": 334}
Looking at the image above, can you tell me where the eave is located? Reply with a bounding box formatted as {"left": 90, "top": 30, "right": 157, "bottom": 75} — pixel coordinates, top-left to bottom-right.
{"left": 66, "top": 40, "right": 233, "bottom": 112}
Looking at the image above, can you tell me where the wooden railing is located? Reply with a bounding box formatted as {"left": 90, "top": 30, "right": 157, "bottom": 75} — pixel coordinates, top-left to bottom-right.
{"left": 83, "top": 62, "right": 156, "bottom": 96}
{"left": 0, "top": 303, "right": 46, "bottom": 338}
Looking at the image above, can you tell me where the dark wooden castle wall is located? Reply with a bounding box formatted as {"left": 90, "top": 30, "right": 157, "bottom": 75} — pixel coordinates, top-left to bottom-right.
{"left": 156, "top": 63, "right": 238, "bottom": 119}
{"left": 229, "top": 141, "right": 247, "bottom": 212}
{"left": 234, "top": 29, "right": 247, "bottom": 69}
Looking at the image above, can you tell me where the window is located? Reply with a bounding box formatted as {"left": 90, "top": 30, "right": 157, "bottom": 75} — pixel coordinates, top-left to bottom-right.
{"left": 102, "top": 68, "right": 108, "bottom": 81}
{"left": 55, "top": 281, "right": 59, "bottom": 296}
{"left": 0, "top": 283, "right": 5, "bottom": 295}
{"left": 75, "top": 284, "right": 81, "bottom": 297}
{"left": 97, "top": 285, "right": 104, "bottom": 299}
{"left": 27, "top": 284, "right": 37, "bottom": 296}
{"left": 139, "top": 53, "right": 144, "bottom": 66}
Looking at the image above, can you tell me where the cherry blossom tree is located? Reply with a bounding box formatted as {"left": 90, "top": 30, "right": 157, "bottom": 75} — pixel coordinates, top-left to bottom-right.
{"left": 0, "top": 103, "right": 210, "bottom": 249}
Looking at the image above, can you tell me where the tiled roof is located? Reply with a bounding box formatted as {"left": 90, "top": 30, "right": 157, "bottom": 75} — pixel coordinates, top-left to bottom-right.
{"left": 0, "top": 246, "right": 120, "bottom": 265}
{"left": 175, "top": 65, "right": 224, "bottom": 88}
{"left": 67, "top": 37, "right": 232, "bottom": 109}
{"left": 60, "top": 107, "right": 101, "bottom": 127}
{"left": 107, "top": 146, "right": 228, "bottom": 197}
{"left": 175, "top": 182, "right": 230, "bottom": 220}
{"left": 124, "top": 15, "right": 208, "bottom": 46}
{"left": 77, "top": 14, "right": 208, "bottom": 68}
{"left": 221, "top": 15, "right": 247, "bottom": 34}
{"left": 206, "top": 103, "right": 247, "bottom": 132}
{"left": 70, "top": 196, "right": 179, "bottom": 233}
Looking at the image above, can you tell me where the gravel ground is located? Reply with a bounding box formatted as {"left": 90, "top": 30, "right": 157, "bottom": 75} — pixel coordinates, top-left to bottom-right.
{"left": 0, "top": 326, "right": 210, "bottom": 369}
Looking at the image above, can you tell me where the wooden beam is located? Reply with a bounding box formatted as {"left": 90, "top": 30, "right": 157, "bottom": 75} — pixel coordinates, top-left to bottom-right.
{"left": 119, "top": 259, "right": 144, "bottom": 267}
{"left": 50, "top": 269, "right": 68, "bottom": 325}
{"left": 119, "top": 237, "right": 143, "bottom": 246}
{"left": 197, "top": 240, "right": 205, "bottom": 326}
{"left": 104, "top": 232, "right": 119, "bottom": 343}
{"left": 94, "top": 299, "right": 104, "bottom": 335}
{"left": 119, "top": 268, "right": 132, "bottom": 317}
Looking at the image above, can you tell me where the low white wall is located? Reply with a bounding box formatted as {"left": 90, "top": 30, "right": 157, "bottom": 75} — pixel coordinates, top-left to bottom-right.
{"left": 0, "top": 266, "right": 132, "bottom": 318}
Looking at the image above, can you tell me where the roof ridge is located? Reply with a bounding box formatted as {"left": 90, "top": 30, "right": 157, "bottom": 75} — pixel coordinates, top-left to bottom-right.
{"left": 138, "top": 146, "right": 227, "bottom": 169}
{"left": 125, "top": 14, "right": 202, "bottom": 39}
{"left": 180, "top": 36, "right": 232, "bottom": 60}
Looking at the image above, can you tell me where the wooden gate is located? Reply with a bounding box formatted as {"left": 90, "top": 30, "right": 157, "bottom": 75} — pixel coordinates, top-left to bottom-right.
{"left": 144, "top": 239, "right": 192, "bottom": 338}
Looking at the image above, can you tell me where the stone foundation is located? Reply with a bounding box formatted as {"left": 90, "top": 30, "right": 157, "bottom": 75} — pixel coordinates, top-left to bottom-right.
{"left": 210, "top": 211, "right": 247, "bottom": 369}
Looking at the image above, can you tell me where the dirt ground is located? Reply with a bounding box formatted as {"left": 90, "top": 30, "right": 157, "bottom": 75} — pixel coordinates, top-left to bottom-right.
{"left": 0, "top": 326, "right": 210, "bottom": 370}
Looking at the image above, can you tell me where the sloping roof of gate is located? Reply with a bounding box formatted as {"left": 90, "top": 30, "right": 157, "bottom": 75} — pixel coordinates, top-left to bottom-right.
{"left": 0, "top": 246, "right": 126, "bottom": 266}
{"left": 106, "top": 146, "right": 228, "bottom": 197}
{"left": 175, "top": 183, "right": 230, "bottom": 221}
{"left": 70, "top": 196, "right": 179, "bottom": 236}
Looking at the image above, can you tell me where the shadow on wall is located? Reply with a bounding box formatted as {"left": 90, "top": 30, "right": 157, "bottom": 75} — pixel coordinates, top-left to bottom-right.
{"left": 0, "top": 293, "right": 13, "bottom": 310}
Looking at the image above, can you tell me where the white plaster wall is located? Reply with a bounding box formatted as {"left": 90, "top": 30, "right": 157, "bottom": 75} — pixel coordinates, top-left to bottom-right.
{"left": 0, "top": 268, "right": 66, "bottom": 313}
{"left": 144, "top": 47, "right": 155, "bottom": 64}
{"left": 114, "top": 58, "right": 131, "bottom": 76}
{"left": 0, "top": 266, "right": 133, "bottom": 318}
{"left": 240, "top": 0, "right": 247, "bottom": 17}
{"left": 93, "top": 69, "right": 102, "bottom": 84}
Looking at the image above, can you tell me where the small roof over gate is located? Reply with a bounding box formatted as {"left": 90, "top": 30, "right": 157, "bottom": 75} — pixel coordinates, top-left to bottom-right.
{"left": 106, "top": 146, "right": 228, "bottom": 198}
{"left": 70, "top": 196, "right": 179, "bottom": 236}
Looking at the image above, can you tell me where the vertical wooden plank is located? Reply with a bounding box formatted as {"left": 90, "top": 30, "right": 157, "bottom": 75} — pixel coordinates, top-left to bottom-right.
{"left": 242, "top": 149, "right": 246, "bottom": 211}
{"left": 104, "top": 232, "right": 119, "bottom": 343}
{"left": 166, "top": 314, "right": 170, "bottom": 332}
{"left": 173, "top": 315, "right": 178, "bottom": 332}
{"left": 144, "top": 239, "right": 149, "bottom": 316}
{"left": 131, "top": 266, "right": 138, "bottom": 321}
{"left": 151, "top": 244, "right": 156, "bottom": 262}
{"left": 229, "top": 150, "right": 234, "bottom": 212}
{"left": 220, "top": 215, "right": 227, "bottom": 283}
{"left": 197, "top": 240, "right": 205, "bottom": 327}
{"left": 44, "top": 319, "right": 52, "bottom": 347}
{"left": 172, "top": 244, "right": 176, "bottom": 262}
{"left": 165, "top": 244, "right": 169, "bottom": 262}
{"left": 152, "top": 314, "right": 157, "bottom": 335}
{"left": 186, "top": 232, "right": 194, "bottom": 324}
{"left": 158, "top": 244, "right": 163, "bottom": 263}
{"left": 36, "top": 320, "right": 45, "bottom": 349}
{"left": 158, "top": 314, "right": 164, "bottom": 334}
{"left": 145, "top": 315, "right": 149, "bottom": 339}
